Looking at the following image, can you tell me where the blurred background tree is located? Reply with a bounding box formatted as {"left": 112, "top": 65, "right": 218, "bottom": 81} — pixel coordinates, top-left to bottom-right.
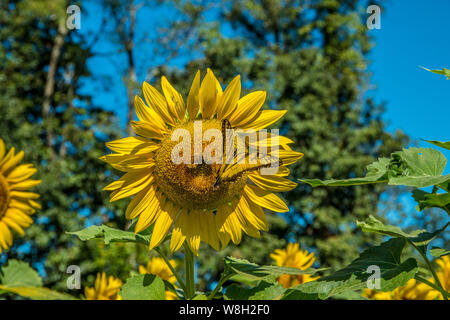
{"left": 0, "top": 0, "right": 150, "bottom": 292}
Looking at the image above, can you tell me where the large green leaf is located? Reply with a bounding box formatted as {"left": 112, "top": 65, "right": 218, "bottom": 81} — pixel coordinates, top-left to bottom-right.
{"left": 300, "top": 158, "right": 390, "bottom": 187}
{"left": 425, "top": 140, "right": 450, "bottom": 150}
{"left": 412, "top": 190, "right": 450, "bottom": 212}
{"left": 67, "top": 224, "right": 150, "bottom": 246}
{"left": 357, "top": 215, "right": 449, "bottom": 249}
{"left": 282, "top": 238, "right": 417, "bottom": 300}
{"left": 120, "top": 274, "right": 165, "bottom": 300}
{"left": 0, "top": 260, "right": 76, "bottom": 300}
{"left": 0, "top": 260, "right": 42, "bottom": 287}
{"left": 224, "top": 256, "right": 322, "bottom": 282}
{"left": 388, "top": 147, "right": 450, "bottom": 188}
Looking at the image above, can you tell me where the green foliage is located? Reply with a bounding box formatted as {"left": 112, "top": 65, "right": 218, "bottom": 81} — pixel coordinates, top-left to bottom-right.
{"left": 0, "top": 0, "right": 149, "bottom": 290}
{"left": 120, "top": 274, "right": 166, "bottom": 300}
{"left": 283, "top": 238, "right": 418, "bottom": 300}
{"left": 68, "top": 225, "right": 150, "bottom": 246}
{"left": 422, "top": 67, "right": 450, "bottom": 80}
{"left": 0, "top": 260, "right": 76, "bottom": 300}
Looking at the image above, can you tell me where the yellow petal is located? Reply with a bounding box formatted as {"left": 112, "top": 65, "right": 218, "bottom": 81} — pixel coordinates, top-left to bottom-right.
{"left": 240, "top": 110, "right": 287, "bottom": 130}
{"left": 187, "top": 70, "right": 201, "bottom": 120}
{"left": 161, "top": 76, "right": 185, "bottom": 121}
{"left": 170, "top": 208, "right": 188, "bottom": 252}
{"left": 244, "top": 184, "right": 289, "bottom": 212}
{"left": 125, "top": 186, "right": 156, "bottom": 220}
{"left": 135, "top": 195, "right": 161, "bottom": 233}
{"left": 142, "top": 81, "right": 176, "bottom": 126}
{"left": 278, "top": 150, "right": 304, "bottom": 166}
{"left": 0, "top": 138, "right": 5, "bottom": 160}
{"left": 6, "top": 164, "right": 36, "bottom": 183}
{"left": 106, "top": 136, "right": 159, "bottom": 155}
{"left": 199, "top": 69, "right": 219, "bottom": 119}
{"left": 134, "top": 95, "right": 168, "bottom": 131}
{"left": 149, "top": 200, "right": 177, "bottom": 250}
{"left": 1, "top": 150, "right": 24, "bottom": 176}
{"left": 9, "top": 179, "right": 41, "bottom": 191}
{"left": 131, "top": 121, "right": 166, "bottom": 140}
{"left": 229, "top": 91, "right": 266, "bottom": 127}
{"left": 248, "top": 173, "right": 297, "bottom": 192}
{"left": 2, "top": 216, "right": 25, "bottom": 236}
{"left": 216, "top": 75, "right": 241, "bottom": 120}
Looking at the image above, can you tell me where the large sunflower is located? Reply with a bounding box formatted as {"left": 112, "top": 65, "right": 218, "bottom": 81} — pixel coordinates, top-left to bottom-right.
{"left": 101, "top": 69, "right": 303, "bottom": 255}
{"left": 0, "top": 138, "right": 41, "bottom": 253}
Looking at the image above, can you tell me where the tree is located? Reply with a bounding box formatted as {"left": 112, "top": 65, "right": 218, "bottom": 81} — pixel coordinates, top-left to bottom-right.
{"left": 0, "top": 0, "right": 149, "bottom": 291}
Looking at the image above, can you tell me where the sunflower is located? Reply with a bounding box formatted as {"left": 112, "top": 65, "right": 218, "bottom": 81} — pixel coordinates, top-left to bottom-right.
{"left": 84, "top": 272, "right": 123, "bottom": 300}
{"left": 101, "top": 69, "right": 303, "bottom": 255}
{"left": 363, "top": 278, "right": 441, "bottom": 300}
{"left": 435, "top": 255, "right": 449, "bottom": 294}
{"left": 270, "top": 243, "right": 319, "bottom": 288}
{"left": 0, "top": 138, "right": 41, "bottom": 253}
{"left": 139, "top": 257, "right": 178, "bottom": 300}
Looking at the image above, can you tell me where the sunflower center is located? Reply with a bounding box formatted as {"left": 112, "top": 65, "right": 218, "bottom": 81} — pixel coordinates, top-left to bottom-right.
{"left": 153, "top": 119, "right": 247, "bottom": 210}
{"left": 0, "top": 174, "right": 10, "bottom": 218}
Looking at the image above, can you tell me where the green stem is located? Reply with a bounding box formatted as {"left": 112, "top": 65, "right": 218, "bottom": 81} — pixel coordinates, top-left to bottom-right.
{"left": 184, "top": 243, "right": 195, "bottom": 300}
{"left": 208, "top": 273, "right": 232, "bottom": 300}
{"left": 155, "top": 247, "right": 186, "bottom": 292}
{"left": 415, "top": 275, "right": 449, "bottom": 299}
{"left": 409, "top": 241, "right": 448, "bottom": 300}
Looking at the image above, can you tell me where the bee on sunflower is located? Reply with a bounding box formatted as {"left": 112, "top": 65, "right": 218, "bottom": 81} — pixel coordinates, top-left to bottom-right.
{"left": 100, "top": 69, "right": 303, "bottom": 255}
{"left": 0, "top": 138, "right": 41, "bottom": 253}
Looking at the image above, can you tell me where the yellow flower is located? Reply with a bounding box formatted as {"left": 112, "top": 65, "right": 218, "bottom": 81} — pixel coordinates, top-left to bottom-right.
{"left": 101, "top": 69, "right": 302, "bottom": 255}
{"left": 435, "top": 255, "right": 450, "bottom": 294}
{"left": 84, "top": 272, "right": 122, "bottom": 300}
{"left": 270, "top": 243, "right": 319, "bottom": 288}
{"left": 0, "top": 138, "right": 41, "bottom": 253}
{"left": 363, "top": 278, "right": 441, "bottom": 300}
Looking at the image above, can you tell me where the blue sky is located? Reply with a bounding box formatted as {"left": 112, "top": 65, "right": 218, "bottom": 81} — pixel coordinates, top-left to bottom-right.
{"left": 369, "top": 0, "right": 449, "bottom": 161}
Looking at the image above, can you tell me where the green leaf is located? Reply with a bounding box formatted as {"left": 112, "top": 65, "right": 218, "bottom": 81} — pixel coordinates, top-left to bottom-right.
{"left": 67, "top": 224, "right": 150, "bottom": 246}
{"left": 225, "top": 281, "right": 286, "bottom": 300}
{"left": 120, "top": 274, "right": 165, "bottom": 300}
{"left": 300, "top": 157, "right": 390, "bottom": 187}
{"left": 224, "top": 256, "right": 322, "bottom": 282}
{"left": 0, "top": 260, "right": 42, "bottom": 287}
{"left": 425, "top": 140, "right": 450, "bottom": 150}
{"left": 412, "top": 190, "right": 450, "bottom": 212}
{"left": 0, "top": 286, "right": 77, "bottom": 300}
{"left": 388, "top": 147, "right": 450, "bottom": 188}
{"left": 0, "top": 260, "right": 76, "bottom": 300}
{"left": 357, "top": 215, "right": 449, "bottom": 249}
{"left": 282, "top": 238, "right": 418, "bottom": 300}
{"left": 422, "top": 66, "right": 450, "bottom": 80}
{"left": 430, "top": 247, "right": 450, "bottom": 258}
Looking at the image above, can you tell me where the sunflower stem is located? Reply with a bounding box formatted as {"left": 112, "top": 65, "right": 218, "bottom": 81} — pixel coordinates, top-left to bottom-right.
{"left": 155, "top": 247, "right": 186, "bottom": 292}
{"left": 415, "top": 275, "right": 449, "bottom": 299}
{"left": 184, "top": 243, "right": 195, "bottom": 300}
{"left": 410, "top": 241, "right": 448, "bottom": 300}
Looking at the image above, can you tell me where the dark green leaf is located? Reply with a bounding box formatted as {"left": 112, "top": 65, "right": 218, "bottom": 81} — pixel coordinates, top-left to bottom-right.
{"left": 282, "top": 238, "right": 418, "bottom": 300}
